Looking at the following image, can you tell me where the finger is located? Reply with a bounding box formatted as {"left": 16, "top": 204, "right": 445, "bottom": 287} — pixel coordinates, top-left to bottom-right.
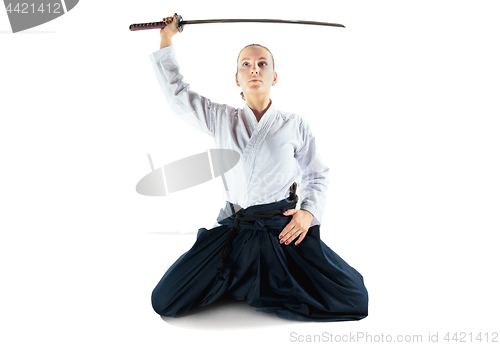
{"left": 295, "top": 232, "right": 307, "bottom": 246}
{"left": 279, "top": 222, "right": 293, "bottom": 240}
{"left": 282, "top": 227, "right": 301, "bottom": 245}
{"left": 279, "top": 229, "right": 290, "bottom": 243}
{"left": 279, "top": 225, "right": 294, "bottom": 243}
{"left": 279, "top": 222, "right": 297, "bottom": 241}
{"left": 279, "top": 214, "right": 303, "bottom": 240}
{"left": 279, "top": 212, "right": 300, "bottom": 239}
{"left": 287, "top": 229, "right": 304, "bottom": 245}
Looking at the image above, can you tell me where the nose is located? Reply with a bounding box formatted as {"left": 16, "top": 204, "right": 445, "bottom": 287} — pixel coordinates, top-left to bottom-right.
{"left": 251, "top": 64, "right": 259, "bottom": 74}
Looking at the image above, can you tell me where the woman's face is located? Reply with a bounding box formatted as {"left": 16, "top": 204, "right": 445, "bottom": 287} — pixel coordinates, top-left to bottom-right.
{"left": 236, "top": 46, "right": 277, "bottom": 100}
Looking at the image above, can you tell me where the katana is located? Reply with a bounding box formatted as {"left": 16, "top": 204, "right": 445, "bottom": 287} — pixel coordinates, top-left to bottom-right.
{"left": 129, "top": 15, "right": 345, "bottom": 32}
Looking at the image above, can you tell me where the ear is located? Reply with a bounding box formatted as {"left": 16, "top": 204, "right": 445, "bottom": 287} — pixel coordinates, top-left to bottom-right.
{"left": 272, "top": 72, "right": 278, "bottom": 86}
{"left": 235, "top": 73, "right": 240, "bottom": 87}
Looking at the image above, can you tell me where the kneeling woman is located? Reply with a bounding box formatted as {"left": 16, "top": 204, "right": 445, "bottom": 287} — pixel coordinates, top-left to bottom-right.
{"left": 148, "top": 14, "right": 368, "bottom": 322}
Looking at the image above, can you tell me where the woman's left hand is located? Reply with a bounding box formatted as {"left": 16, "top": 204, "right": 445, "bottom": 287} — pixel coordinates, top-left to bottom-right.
{"left": 279, "top": 209, "right": 314, "bottom": 246}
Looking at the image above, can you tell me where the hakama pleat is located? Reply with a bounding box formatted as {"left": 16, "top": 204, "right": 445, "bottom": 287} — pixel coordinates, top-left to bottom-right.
{"left": 151, "top": 198, "right": 368, "bottom": 322}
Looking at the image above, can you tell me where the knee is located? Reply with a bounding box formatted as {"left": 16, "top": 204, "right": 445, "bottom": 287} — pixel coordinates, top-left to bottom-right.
{"left": 356, "top": 283, "right": 369, "bottom": 317}
{"left": 151, "top": 286, "right": 176, "bottom": 316}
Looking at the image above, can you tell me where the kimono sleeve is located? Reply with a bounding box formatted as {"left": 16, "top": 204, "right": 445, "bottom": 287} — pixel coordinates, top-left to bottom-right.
{"left": 295, "top": 118, "right": 330, "bottom": 224}
{"left": 149, "top": 46, "right": 216, "bottom": 137}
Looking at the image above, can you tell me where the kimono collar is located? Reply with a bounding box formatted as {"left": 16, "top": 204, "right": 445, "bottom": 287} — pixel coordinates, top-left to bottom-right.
{"left": 243, "top": 101, "right": 277, "bottom": 125}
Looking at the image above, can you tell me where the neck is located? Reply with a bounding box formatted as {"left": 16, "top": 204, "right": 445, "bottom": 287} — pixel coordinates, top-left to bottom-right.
{"left": 246, "top": 97, "right": 272, "bottom": 122}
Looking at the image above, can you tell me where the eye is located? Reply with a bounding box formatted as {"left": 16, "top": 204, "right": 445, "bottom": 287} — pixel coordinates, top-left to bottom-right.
{"left": 259, "top": 62, "right": 267, "bottom": 67}
{"left": 242, "top": 62, "right": 250, "bottom": 66}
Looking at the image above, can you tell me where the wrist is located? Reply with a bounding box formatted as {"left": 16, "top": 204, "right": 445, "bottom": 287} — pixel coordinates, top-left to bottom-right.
{"left": 300, "top": 209, "right": 314, "bottom": 218}
{"left": 160, "top": 38, "right": 173, "bottom": 49}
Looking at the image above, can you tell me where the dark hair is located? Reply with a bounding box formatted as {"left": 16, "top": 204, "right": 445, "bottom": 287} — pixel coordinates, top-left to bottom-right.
{"left": 237, "top": 44, "right": 275, "bottom": 101}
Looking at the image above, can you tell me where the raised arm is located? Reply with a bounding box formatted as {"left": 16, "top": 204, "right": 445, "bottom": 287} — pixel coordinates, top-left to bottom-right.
{"left": 149, "top": 14, "right": 216, "bottom": 137}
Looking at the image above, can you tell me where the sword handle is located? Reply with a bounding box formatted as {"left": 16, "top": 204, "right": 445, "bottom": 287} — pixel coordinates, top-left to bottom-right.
{"left": 129, "top": 21, "right": 165, "bottom": 31}
{"left": 129, "top": 15, "right": 185, "bottom": 32}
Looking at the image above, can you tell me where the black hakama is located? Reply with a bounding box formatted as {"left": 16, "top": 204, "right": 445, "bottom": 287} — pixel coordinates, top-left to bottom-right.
{"left": 151, "top": 197, "right": 368, "bottom": 322}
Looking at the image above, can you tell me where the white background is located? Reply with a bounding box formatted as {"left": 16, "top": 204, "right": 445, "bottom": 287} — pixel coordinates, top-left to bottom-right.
{"left": 1, "top": 0, "right": 499, "bottom": 345}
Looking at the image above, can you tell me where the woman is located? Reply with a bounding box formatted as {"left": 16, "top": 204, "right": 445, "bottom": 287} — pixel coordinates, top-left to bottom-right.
{"left": 149, "top": 14, "right": 368, "bottom": 322}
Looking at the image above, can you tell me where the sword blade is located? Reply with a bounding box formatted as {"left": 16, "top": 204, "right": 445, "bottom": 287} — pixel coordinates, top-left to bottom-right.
{"left": 181, "top": 18, "right": 345, "bottom": 28}
{"left": 129, "top": 15, "right": 345, "bottom": 31}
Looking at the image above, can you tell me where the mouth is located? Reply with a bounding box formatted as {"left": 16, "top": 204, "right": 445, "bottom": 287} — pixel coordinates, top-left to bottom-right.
{"left": 249, "top": 79, "right": 261, "bottom": 83}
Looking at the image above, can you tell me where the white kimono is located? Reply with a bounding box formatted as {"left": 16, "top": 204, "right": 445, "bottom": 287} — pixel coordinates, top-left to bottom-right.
{"left": 149, "top": 46, "right": 329, "bottom": 226}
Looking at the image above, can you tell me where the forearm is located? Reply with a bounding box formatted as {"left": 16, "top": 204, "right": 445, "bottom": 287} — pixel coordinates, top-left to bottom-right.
{"left": 160, "top": 14, "right": 177, "bottom": 49}
{"left": 150, "top": 47, "right": 216, "bottom": 136}
{"left": 296, "top": 120, "right": 330, "bottom": 224}
{"left": 160, "top": 37, "right": 173, "bottom": 49}
{"left": 300, "top": 176, "right": 328, "bottom": 224}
